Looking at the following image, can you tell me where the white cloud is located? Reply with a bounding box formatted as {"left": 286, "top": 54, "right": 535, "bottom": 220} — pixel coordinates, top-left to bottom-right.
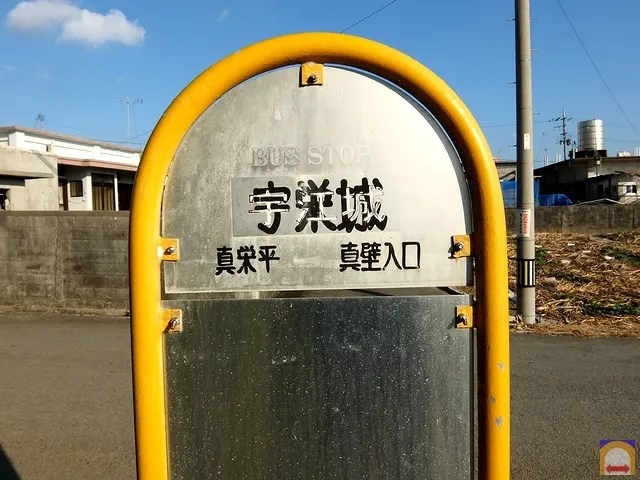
{"left": 2, "top": 65, "right": 20, "bottom": 72}
{"left": 5, "top": 0, "right": 145, "bottom": 47}
{"left": 216, "top": 8, "right": 229, "bottom": 23}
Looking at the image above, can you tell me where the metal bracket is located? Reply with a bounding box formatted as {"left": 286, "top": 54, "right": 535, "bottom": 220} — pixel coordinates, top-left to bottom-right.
{"left": 451, "top": 234, "right": 472, "bottom": 258}
{"left": 163, "top": 309, "right": 183, "bottom": 333}
{"left": 160, "top": 238, "right": 179, "bottom": 261}
{"left": 300, "top": 62, "right": 324, "bottom": 87}
{"left": 455, "top": 305, "right": 473, "bottom": 329}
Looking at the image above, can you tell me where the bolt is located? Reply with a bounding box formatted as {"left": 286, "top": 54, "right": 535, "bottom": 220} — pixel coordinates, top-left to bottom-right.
{"left": 168, "top": 317, "right": 180, "bottom": 330}
{"left": 453, "top": 242, "right": 465, "bottom": 253}
{"left": 165, "top": 245, "right": 176, "bottom": 256}
{"left": 307, "top": 73, "right": 318, "bottom": 84}
{"left": 456, "top": 314, "right": 468, "bottom": 326}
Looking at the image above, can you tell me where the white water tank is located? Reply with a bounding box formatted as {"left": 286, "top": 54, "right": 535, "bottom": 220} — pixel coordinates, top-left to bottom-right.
{"left": 577, "top": 119, "right": 605, "bottom": 152}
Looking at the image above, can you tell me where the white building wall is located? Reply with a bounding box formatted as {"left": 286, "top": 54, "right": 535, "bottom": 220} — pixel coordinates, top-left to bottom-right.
{"left": 7, "top": 130, "right": 140, "bottom": 167}
{"left": 65, "top": 167, "right": 92, "bottom": 211}
{"left": 618, "top": 180, "right": 639, "bottom": 204}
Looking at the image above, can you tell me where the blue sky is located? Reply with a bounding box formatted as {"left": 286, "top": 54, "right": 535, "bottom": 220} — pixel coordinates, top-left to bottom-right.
{"left": 1, "top": 0, "right": 639, "bottom": 166}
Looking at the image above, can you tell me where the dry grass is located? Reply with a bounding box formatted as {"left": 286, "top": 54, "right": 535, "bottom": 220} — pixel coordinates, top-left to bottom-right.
{"left": 508, "top": 232, "right": 640, "bottom": 338}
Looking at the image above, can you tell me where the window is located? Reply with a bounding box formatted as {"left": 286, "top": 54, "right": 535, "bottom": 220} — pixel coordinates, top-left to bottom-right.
{"left": 69, "top": 180, "right": 83, "bottom": 197}
{"left": 626, "top": 185, "right": 637, "bottom": 194}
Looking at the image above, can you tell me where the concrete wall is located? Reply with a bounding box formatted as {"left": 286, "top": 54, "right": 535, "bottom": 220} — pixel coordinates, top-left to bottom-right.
{"left": 0, "top": 212, "right": 129, "bottom": 314}
{"left": 0, "top": 207, "right": 639, "bottom": 314}
{"left": 505, "top": 204, "right": 640, "bottom": 234}
{"left": 0, "top": 146, "right": 59, "bottom": 210}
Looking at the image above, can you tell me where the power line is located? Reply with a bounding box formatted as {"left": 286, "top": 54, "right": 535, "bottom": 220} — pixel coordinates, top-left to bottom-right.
{"left": 46, "top": 121, "right": 126, "bottom": 142}
{"left": 606, "top": 138, "right": 640, "bottom": 143}
{"left": 555, "top": 0, "right": 640, "bottom": 139}
{"left": 131, "top": 102, "right": 140, "bottom": 142}
{"left": 340, "top": 0, "right": 398, "bottom": 33}
{"left": 111, "top": 129, "right": 152, "bottom": 145}
{"left": 480, "top": 119, "right": 550, "bottom": 128}
{"left": 2, "top": 111, "right": 150, "bottom": 146}
{"left": 535, "top": 131, "right": 550, "bottom": 165}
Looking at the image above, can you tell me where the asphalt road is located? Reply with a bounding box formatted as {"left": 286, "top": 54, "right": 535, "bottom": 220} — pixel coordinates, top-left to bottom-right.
{"left": 0, "top": 313, "right": 638, "bottom": 479}
{"left": 0, "top": 314, "right": 135, "bottom": 480}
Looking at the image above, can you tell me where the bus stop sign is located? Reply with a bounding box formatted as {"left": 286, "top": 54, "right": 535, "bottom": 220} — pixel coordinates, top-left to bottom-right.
{"left": 130, "top": 33, "right": 510, "bottom": 480}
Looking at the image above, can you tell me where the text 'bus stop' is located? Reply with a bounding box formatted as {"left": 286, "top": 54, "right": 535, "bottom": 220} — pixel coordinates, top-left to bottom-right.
{"left": 129, "top": 32, "right": 510, "bottom": 480}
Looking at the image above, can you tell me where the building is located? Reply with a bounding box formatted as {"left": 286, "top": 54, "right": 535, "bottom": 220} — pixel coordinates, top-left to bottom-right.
{"left": 0, "top": 126, "right": 141, "bottom": 211}
{"left": 494, "top": 158, "right": 517, "bottom": 181}
{"left": 584, "top": 171, "right": 639, "bottom": 204}
{"left": 0, "top": 145, "right": 59, "bottom": 210}
{"left": 534, "top": 155, "right": 640, "bottom": 204}
{"left": 532, "top": 118, "right": 640, "bottom": 204}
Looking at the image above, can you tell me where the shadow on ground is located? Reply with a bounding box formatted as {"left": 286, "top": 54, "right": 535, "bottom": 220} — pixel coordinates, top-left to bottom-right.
{"left": 0, "top": 444, "right": 21, "bottom": 480}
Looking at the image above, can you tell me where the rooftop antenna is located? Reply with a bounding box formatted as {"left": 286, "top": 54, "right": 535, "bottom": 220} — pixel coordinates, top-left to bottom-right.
{"left": 35, "top": 113, "right": 45, "bottom": 130}
{"left": 120, "top": 97, "right": 143, "bottom": 147}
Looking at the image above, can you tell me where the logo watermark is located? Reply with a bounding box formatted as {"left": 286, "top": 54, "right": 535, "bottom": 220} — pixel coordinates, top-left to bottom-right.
{"left": 600, "top": 440, "right": 636, "bottom": 476}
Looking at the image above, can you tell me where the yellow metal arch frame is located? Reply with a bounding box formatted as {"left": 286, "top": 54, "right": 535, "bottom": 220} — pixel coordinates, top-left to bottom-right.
{"left": 129, "top": 32, "right": 509, "bottom": 480}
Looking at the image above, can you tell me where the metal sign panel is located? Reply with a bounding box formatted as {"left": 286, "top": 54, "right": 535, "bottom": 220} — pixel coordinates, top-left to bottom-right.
{"left": 162, "top": 66, "right": 472, "bottom": 293}
{"left": 164, "top": 295, "right": 474, "bottom": 480}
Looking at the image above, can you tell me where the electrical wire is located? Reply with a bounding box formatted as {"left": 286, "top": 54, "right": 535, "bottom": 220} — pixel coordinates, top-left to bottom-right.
{"left": 13, "top": 2, "right": 401, "bottom": 147}
{"left": 111, "top": 129, "right": 152, "bottom": 145}
{"left": 535, "top": 132, "right": 546, "bottom": 164}
{"left": 555, "top": 0, "right": 640, "bottom": 139}
{"left": 47, "top": 122, "right": 127, "bottom": 142}
{"left": 606, "top": 138, "right": 640, "bottom": 143}
{"left": 340, "top": 0, "right": 398, "bottom": 33}
{"left": 480, "top": 119, "right": 551, "bottom": 129}
{"left": 131, "top": 103, "right": 140, "bottom": 144}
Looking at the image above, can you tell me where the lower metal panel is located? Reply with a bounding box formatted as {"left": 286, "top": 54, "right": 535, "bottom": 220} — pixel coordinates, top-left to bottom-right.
{"left": 163, "top": 295, "right": 474, "bottom": 479}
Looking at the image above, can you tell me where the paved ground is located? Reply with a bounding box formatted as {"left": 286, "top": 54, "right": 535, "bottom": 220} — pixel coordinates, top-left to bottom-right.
{"left": 0, "top": 313, "right": 135, "bottom": 480}
{"left": 0, "top": 313, "right": 638, "bottom": 479}
{"left": 511, "top": 334, "right": 639, "bottom": 479}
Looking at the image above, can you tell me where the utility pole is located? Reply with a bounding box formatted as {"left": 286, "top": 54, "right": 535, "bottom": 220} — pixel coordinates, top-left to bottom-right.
{"left": 121, "top": 97, "right": 143, "bottom": 147}
{"left": 553, "top": 108, "right": 572, "bottom": 161}
{"left": 515, "top": 0, "right": 536, "bottom": 325}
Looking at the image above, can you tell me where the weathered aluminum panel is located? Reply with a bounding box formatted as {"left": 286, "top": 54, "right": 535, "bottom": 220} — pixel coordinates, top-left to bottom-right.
{"left": 164, "top": 295, "right": 474, "bottom": 479}
{"left": 162, "top": 66, "right": 472, "bottom": 293}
